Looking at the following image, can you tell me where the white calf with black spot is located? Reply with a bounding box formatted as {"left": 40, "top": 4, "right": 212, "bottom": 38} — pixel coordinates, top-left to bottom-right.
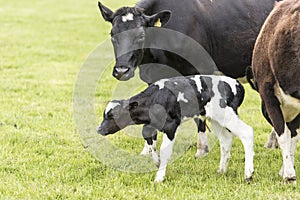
{"left": 98, "top": 75, "right": 254, "bottom": 183}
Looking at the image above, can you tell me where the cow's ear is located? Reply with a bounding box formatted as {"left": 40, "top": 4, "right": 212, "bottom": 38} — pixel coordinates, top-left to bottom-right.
{"left": 98, "top": 1, "right": 114, "bottom": 23}
{"left": 147, "top": 10, "right": 172, "bottom": 27}
{"left": 128, "top": 101, "right": 138, "bottom": 111}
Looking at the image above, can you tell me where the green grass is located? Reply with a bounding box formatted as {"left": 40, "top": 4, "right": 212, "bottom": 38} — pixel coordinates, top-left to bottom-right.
{"left": 0, "top": 0, "right": 300, "bottom": 199}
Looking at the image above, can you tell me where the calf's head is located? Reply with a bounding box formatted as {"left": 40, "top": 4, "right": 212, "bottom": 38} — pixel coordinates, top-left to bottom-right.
{"left": 98, "top": 2, "right": 171, "bottom": 80}
{"left": 97, "top": 100, "right": 138, "bottom": 135}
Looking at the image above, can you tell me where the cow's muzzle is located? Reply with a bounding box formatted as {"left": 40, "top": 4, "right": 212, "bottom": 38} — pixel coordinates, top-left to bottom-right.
{"left": 113, "top": 66, "right": 134, "bottom": 81}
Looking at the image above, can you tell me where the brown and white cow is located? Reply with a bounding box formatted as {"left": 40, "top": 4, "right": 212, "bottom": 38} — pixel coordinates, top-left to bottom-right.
{"left": 252, "top": 0, "right": 300, "bottom": 183}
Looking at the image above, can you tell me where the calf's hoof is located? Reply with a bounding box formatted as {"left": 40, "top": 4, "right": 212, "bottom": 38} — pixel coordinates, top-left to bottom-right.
{"left": 140, "top": 148, "right": 151, "bottom": 155}
{"left": 154, "top": 176, "right": 165, "bottom": 183}
{"left": 217, "top": 168, "right": 227, "bottom": 175}
{"left": 245, "top": 176, "right": 253, "bottom": 184}
{"left": 283, "top": 177, "right": 296, "bottom": 184}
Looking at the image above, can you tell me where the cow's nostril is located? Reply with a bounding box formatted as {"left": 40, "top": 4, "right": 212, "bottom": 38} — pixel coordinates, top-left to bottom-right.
{"left": 115, "top": 67, "right": 129, "bottom": 74}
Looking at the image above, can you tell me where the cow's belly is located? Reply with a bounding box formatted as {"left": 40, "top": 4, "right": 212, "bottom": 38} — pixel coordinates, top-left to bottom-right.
{"left": 274, "top": 83, "right": 300, "bottom": 122}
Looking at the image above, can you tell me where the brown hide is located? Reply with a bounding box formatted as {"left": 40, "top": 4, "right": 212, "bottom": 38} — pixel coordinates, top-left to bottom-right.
{"left": 252, "top": 0, "right": 300, "bottom": 135}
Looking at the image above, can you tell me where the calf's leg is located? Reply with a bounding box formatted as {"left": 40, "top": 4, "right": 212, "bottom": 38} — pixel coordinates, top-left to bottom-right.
{"left": 210, "top": 120, "right": 233, "bottom": 174}
{"left": 194, "top": 118, "right": 209, "bottom": 158}
{"left": 213, "top": 109, "right": 254, "bottom": 181}
{"left": 141, "top": 125, "right": 159, "bottom": 166}
{"left": 154, "top": 134, "right": 175, "bottom": 183}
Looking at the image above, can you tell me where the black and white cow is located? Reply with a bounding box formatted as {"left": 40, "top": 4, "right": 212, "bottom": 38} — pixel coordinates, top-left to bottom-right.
{"left": 98, "top": 0, "right": 276, "bottom": 157}
{"left": 97, "top": 75, "right": 254, "bottom": 183}
{"left": 251, "top": 0, "right": 300, "bottom": 183}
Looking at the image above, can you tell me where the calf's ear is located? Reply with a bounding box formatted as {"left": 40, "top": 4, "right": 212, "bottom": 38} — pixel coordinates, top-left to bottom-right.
{"left": 147, "top": 10, "right": 172, "bottom": 27}
{"left": 98, "top": 1, "right": 114, "bottom": 23}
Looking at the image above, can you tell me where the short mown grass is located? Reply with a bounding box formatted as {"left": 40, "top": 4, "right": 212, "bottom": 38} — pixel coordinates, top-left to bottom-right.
{"left": 0, "top": 0, "right": 299, "bottom": 199}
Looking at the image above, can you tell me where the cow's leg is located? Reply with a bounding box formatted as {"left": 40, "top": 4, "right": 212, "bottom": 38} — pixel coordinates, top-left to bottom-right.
{"left": 276, "top": 125, "right": 295, "bottom": 182}
{"left": 261, "top": 84, "right": 296, "bottom": 182}
{"left": 264, "top": 128, "right": 279, "bottom": 149}
{"left": 261, "top": 102, "right": 279, "bottom": 149}
{"left": 210, "top": 120, "right": 233, "bottom": 174}
{"left": 194, "top": 118, "right": 209, "bottom": 158}
{"left": 213, "top": 110, "right": 254, "bottom": 181}
{"left": 279, "top": 133, "right": 300, "bottom": 177}
{"left": 154, "top": 134, "right": 175, "bottom": 183}
{"left": 141, "top": 125, "right": 159, "bottom": 166}
{"left": 279, "top": 115, "right": 300, "bottom": 178}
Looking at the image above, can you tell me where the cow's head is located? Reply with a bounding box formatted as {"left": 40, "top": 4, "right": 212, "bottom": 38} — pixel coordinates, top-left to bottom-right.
{"left": 98, "top": 2, "right": 171, "bottom": 80}
{"left": 97, "top": 100, "right": 138, "bottom": 135}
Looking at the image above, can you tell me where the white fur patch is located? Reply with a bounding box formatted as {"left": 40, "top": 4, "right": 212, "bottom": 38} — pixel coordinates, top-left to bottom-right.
{"left": 191, "top": 76, "right": 202, "bottom": 92}
{"left": 122, "top": 13, "right": 134, "bottom": 22}
{"left": 154, "top": 79, "right": 168, "bottom": 90}
{"left": 105, "top": 102, "right": 120, "bottom": 115}
{"left": 177, "top": 92, "right": 188, "bottom": 103}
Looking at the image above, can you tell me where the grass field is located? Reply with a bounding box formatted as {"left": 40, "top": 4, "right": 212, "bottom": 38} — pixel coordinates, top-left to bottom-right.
{"left": 1, "top": 0, "right": 300, "bottom": 199}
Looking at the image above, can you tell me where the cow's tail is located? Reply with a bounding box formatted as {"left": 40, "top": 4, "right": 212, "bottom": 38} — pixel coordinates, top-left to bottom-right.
{"left": 246, "top": 66, "right": 258, "bottom": 91}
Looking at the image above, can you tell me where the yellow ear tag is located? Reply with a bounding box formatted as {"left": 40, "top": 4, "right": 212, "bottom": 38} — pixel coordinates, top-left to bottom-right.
{"left": 154, "top": 18, "right": 162, "bottom": 27}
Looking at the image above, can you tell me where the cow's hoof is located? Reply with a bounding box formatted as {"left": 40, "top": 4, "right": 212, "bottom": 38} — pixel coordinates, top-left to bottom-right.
{"left": 194, "top": 147, "right": 209, "bottom": 159}
{"left": 264, "top": 130, "right": 279, "bottom": 149}
{"left": 283, "top": 177, "right": 296, "bottom": 184}
{"left": 264, "top": 141, "right": 279, "bottom": 149}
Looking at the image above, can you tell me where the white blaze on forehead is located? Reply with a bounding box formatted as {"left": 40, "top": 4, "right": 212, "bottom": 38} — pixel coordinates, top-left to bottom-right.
{"left": 191, "top": 76, "right": 202, "bottom": 92}
{"left": 105, "top": 102, "right": 120, "bottom": 115}
{"left": 154, "top": 79, "right": 168, "bottom": 90}
{"left": 177, "top": 92, "right": 188, "bottom": 103}
{"left": 122, "top": 13, "right": 134, "bottom": 22}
